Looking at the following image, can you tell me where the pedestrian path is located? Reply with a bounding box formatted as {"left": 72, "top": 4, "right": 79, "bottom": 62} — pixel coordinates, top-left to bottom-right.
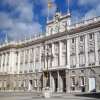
{"left": 0, "top": 92, "right": 100, "bottom": 100}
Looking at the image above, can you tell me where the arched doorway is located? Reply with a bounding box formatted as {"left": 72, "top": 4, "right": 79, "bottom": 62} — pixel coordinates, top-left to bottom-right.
{"left": 62, "top": 77, "right": 66, "bottom": 92}
{"left": 54, "top": 78, "right": 58, "bottom": 92}
{"left": 51, "top": 71, "right": 58, "bottom": 92}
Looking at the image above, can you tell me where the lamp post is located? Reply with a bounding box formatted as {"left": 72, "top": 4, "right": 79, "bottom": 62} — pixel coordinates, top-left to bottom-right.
{"left": 42, "top": 44, "right": 53, "bottom": 98}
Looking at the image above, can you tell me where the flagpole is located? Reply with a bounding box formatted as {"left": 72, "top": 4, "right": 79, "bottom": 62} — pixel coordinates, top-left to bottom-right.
{"left": 67, "top": 0, "right": 70, "bottom": 14}
{"left": 47, "top": 0, "right": 50, "bottom": 21}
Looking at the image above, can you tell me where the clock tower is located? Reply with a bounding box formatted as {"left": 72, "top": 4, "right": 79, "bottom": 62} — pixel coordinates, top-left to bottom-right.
{"left": 46, "top": 12, "right": 71, "bottom": 36}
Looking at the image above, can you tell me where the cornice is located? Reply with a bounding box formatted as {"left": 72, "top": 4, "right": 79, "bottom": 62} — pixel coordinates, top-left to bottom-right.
{"left": 0, "top": 19, "right": 100, "bottom": 51}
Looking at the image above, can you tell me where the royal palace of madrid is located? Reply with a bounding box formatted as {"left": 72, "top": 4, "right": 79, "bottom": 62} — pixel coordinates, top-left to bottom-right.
{"left": 0, "top": 11, "right": 100, "bottom": 93}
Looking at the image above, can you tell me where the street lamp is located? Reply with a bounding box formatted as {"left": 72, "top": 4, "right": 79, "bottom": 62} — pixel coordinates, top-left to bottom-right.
{"left": 41, "top": 44, "right": 53, "bottom": 98}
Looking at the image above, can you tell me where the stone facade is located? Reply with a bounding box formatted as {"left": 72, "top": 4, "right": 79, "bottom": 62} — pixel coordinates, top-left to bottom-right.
{"left": 0, "top": 12, "right": 100, "bottom": 93}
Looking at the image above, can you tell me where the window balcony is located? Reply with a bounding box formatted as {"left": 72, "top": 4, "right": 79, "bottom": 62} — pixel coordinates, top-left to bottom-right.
{"left": 70, "top": 65, "right": 76, "bottom": 68}
{"left": 89, "top": 63, "right": 95, "bottom": 66}
{"left": 70, "top": 52, "right": 76, "bottom": 56}
{"left": 79, "top": 64, "right": 85, "bottom": 67}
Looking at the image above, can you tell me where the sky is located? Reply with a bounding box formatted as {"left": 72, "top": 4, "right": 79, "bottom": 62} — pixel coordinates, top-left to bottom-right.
{"left": 0, "top": 0, "right": 100, "bottom": 43}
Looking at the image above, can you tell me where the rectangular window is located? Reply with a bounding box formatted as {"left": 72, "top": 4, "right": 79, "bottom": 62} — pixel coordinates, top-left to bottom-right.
{"left": 54, "top": 43, "right": 59, "bottom": 54}
{"left": 80, "top": 36, "right": 84, "bottom": 42}
{"left": 72, "top": 77, "right": 75, "bottom": 86}
{"left": 62, "top": 53, "right": 66, "bottom": 65}
{"left": 89, "top": 52, "right": 95, "bottom": 65}
{"left": 79, "top": 54, "right": 85, "bottom": 67}
{"left": 72, "top": 38, "right": 75, "bottom": 43}
{"left": 70, "top": 56, "right": 76, "bottom": 68}
{"left": 89, "top": 33, "right": 94, "bottom": 40}
{"left": 30, "top": 48, "right": 34, "bottom": 63}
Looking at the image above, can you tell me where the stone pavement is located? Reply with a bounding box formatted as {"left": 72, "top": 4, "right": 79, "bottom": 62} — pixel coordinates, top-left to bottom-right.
{"left": 0, "top": 92, "right": 99, "bottom": 100}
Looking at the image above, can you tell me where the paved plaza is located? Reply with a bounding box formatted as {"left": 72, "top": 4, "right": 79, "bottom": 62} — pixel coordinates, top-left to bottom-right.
{"left": 0, "top": 92, "right": 99, "bottom": 100}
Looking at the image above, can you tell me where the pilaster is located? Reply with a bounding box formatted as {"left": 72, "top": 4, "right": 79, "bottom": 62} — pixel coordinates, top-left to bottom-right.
{"left": 67, "top": 39, "right": 70, "bottom": 68}
{"left": 4, "top": 53, "right": 7, "bottom": 72}
{"left": 76, "top": 37, "right": 79, "bottom": 68}
{"left": 94, "top": 32, "right": 99, "bottom": 66}
{"left": 52, "top": 43, "right": 55, "bottom": 67}
{"left": 85, "top": 34, "right": 88, "bottom": 67}
{"left": 57, "top": 71, "right": 63, "bottom": 92}
{"left": 59, "top": 41, "right": 62, "bottom": 66}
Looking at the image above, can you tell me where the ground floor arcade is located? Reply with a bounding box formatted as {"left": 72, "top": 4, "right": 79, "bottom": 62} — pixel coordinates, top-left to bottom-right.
{"left": 0, "top": 67, "right": 100, "bottom": 93}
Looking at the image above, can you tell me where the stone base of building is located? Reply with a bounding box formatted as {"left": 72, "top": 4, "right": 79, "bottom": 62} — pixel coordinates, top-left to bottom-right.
{"left": 0, "top": 66, "right": 100, "bottom": 93}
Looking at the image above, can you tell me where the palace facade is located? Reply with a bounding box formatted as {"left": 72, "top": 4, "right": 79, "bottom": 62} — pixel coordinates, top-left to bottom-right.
{"left": 0, "top": 12, "right": 100, "bottom": 93}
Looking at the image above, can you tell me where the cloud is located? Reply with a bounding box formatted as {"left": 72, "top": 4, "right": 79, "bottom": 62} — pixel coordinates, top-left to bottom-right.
{"left": 74, "top": 0, "right": 100, "bottom": 21}
{"left": 7, "top": 22, "right": 42, "bottom": 41}
{"left": 78, "top": 0, "right": 99, "bottom": 6}
{"left": 35, "top": 0, "right": 57, "bottom": 18}
{"left": 0, "top": 0, "right": 58, "bottom": 42}
{"left": 84, "top": 4, "right": 100, "bottom": 19}
{"left": 0, "top": 12, "right": 13, "bottom": 29}
{"left": 0, "top": 0, "right": 43, "bottom": 41}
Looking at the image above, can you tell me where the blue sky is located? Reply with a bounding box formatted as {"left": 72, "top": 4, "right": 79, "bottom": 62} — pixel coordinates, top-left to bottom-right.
{"left": 0, "top": 0, "right": 100, "bottom": 42}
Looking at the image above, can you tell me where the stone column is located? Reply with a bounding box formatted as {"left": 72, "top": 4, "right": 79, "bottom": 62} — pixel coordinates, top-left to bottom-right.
{"left": 4, "top": 53, "right": 7, "bottom": 72}
{"left": 18, "top": 51, "right": 20, "bottom": 74}
{"left": 57, "top": 71, "right": 63, "bottom": 92}
{"left": 28, "top": 49, "right": 31, "bottom": 72}
{"left": 76, "top": 37, "right": 79, "bottom": 68}
{"left": 85, "top": 34, "right": 88, "bottom": 67}
{"left": 9, "top": 50, "right": 16, "bottom": 74}
{"left": 23, "top": 50, "right": 25, "bottom": 72}
{"left": 50, "top": 72, "right": 52, "bottom": 90}
{"left": 1, "top": 54, "right": 3, "bottom": 72}
{"left": 94, "top": 32, "right": 99, "bottom": 66}
{"left": 40, "top": 46, "right": 42, "bottom": 71}
{"left": 6, "top": 53, "right": 9, "bottom": 72}
{"left": 39, "top": 47, "right": 41, "bottom": 71}
{"left": 57, "top": 71, "right": 60, "bottom": 92}
{"left": 8, "top": 52, "right": 11, "bottom": 73}
{"left": 0, "top": 54, "right": 1, "bottom": 72}
{"left": 67, "top": 69, "right": 71, "bottom": 93}
{"left": 59, "top": 41, "right": 62, "bottom": 66}
{"left": 43, "top": 73, "right": 46, "bottom": 88}
{"left": 50, "top": 72, "right": 55, "bottom": 92}
{"left": 2, "top": 54, "right": 5, "bottom": 73}
{"left": 52, "top": 43, "right": 55, "bottom": 67}
{"left": 33, "top": 49, "right": 35, "bottom": 72}
{"left": 67, "top": 38, "right": 70, "bottom": 68}
{"left": 65, "top": 70, "right": 69, "bottom": 92}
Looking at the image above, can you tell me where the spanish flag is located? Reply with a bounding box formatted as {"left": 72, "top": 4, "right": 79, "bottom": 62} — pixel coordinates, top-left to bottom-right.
{"left": 48, "top": 0, "right": 53, "bottom": 8}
